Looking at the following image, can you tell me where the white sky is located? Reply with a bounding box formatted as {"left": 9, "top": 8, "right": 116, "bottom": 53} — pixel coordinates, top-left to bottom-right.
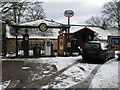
{"left": 42, "top": 0, "right": 113, "bottom": 24}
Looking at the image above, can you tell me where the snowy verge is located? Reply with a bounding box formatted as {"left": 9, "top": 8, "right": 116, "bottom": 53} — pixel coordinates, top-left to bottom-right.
{"left": 0, "top": 80, "right": 11, "bottom": 90}
{"left": 89, "top": 60, "right": 118, "bottom": 88}
{"left": 42, "top": 63, "right": 97, "bottom": 88}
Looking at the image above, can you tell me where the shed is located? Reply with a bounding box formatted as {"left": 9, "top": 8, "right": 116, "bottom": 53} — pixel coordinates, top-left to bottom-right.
{"left": 71, "top": 27, "right": 96, "bottom": 49}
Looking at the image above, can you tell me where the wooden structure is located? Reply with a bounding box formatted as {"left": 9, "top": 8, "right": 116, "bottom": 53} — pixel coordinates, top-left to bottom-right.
{"left": 71, "top": 27, "right": 96, "bottom": 49}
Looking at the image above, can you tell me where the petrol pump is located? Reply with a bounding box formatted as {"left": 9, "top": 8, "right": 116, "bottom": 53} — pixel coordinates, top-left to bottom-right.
{"left": 22, "top": 31, "right": 29, "bottom": 57}
{"left": 58, "top": 31, "right": 65, "bottom": 55}
{"left": 45, "top": 39, "right": 52, "bottom": 56}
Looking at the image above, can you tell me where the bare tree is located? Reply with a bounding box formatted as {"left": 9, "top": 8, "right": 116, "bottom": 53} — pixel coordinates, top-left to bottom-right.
{"left": 0, "top": 2, "right": 29, "bottom": 23}
{"left": 102, "top": 1, "right": 120, "bottom": 30}
{"left": 0, "top": 1, "right": 46, "bottom": 23}
{"left": 24, "top": 2, "right": 46, "bottom": 22}
{"left": 86, "top": 16, "right": 101, "bottom": 26}
{"left": 0, "top": 1, "right": 53, "bottom": 37}
{"left": 86, "top": 16, "right": 109, "bottom": 30}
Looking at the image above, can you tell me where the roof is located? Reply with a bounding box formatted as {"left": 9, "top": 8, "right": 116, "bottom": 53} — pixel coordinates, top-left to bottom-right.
{"left": 19, "top": 19, "right": 62, "bottom": 26}
{"left": 6, "top": 19, "right": 61, "bottom": 39}
{"left": 73, "top": 27, "right": 96, "bottom": 34}
{"left": 6, "top": 19, "right": 119, "bottom": 40}
{"left": 70, "top": 26, "right": 118, "bottom": 40}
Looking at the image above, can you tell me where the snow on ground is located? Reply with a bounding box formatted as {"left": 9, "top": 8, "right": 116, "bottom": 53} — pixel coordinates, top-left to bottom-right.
{"left": 89, "top": 60, "right": 118, "bottom": 88}
{"left": 41, "top": 51, "right": 119, "bottom": 88}
{"left": 1, "top": 51, "right": 119, "bottom": 89}
{"left": 42, "top": 63, "right": 97, "bottom": 88}
{"left": 0, "top": 80, "right": 11, "bottom": 90}
{"left": 1, "top": 56, "right": 82, "bottom": 89}
{"left": 89, "top": 52, "right": 119, "bottom": 88}
{"left": 22, "top": 56, "right": 82, "bottom": 71}
{"left": 1, "top": 56, "right": 82, "bottom": 71}
{"left": 26, "top": 56, "right": 83, "bottom": 81}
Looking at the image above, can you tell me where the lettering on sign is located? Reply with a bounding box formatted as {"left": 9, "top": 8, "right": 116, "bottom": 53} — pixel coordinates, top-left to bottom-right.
{"left": 64, "top": 10, "right": 74, "bottom": 18}
{"left": 108, "top": 36, "right": 120, "bottom": 48}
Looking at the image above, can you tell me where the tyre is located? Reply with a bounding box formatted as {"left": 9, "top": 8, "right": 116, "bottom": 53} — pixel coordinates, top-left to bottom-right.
{"left": 112, "top": 53, "right": 115, "bottom": 59}
{"left": 78, "top": 49, "right": 82, "bottom": 55}
{"left": 104, "top": 54, "right": 108, "bottom": 62}
{"left": 82, "top": 57, "right": 88, "bottom": 62}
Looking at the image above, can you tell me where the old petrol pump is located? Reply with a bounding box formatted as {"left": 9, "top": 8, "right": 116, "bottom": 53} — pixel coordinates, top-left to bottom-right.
{"left": 58, "top": 31, "right": 65, "bottom": 55}
{"left": 22, "top": 31, "right": 29, "bottom": 57}
{"left": 45, "top": 39, "right": 52, "bottom": 56}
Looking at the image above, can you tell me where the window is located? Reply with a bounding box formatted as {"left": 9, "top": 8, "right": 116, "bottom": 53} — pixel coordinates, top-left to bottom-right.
{"left": 85, "top": 43, "right": 100, "bottom": 50}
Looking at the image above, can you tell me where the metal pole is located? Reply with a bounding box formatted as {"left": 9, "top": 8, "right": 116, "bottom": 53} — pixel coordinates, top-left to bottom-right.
{"left": 67, "top": 17, "right": 71, "bottom": 54}
{"left": 16, "top": 35, "right": 18, "bottom": 57}
{"left": 15, "top": 29, "right": 18, "bottom": 57}
{"left": 68, "top": 17, "right": 70, "bottom": 41}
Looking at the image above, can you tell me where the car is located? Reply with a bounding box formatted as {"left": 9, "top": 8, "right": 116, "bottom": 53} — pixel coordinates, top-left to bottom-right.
{"left": 117, "top": 53, "right": 120, "bottom": 60}
{"left": 82, "top": 41, "right": 115, "bottom": 63}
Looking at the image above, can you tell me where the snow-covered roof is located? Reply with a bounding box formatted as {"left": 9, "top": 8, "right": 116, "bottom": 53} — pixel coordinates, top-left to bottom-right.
{"left": 6, "top": 19, "right": 119, "bottom": 40}
{"left": 6, "top": 19, "right": 62, "bottom": 39}
{"left": 70, "top": 26, "right": 118, "bottom": 40}
{"left": 19, "top": 19, "right": 61, "bottom": 26}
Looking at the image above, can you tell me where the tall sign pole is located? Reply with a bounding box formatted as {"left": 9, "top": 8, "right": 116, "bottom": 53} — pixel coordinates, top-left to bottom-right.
{"left": 68, "top": 17, "right": 70, "bottom": 40}
{"left": 64, "top": 10, "right": 74, "bottom": 55}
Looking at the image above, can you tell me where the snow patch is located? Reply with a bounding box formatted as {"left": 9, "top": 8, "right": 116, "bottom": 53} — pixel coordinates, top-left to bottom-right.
{"left": 21, "top": 67, "right": 30, "bottom": 70}
{"left": 90, "top": 60, "right": 118, "bottom": 88}
{"left": 42, "top": 63, "right": 97, "bottom": 88}
{"left": 1, "top": 80, "right": 11, "bottom": 89}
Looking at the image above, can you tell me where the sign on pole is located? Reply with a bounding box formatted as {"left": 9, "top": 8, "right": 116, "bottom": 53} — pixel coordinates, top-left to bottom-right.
{"left": 64, "top": 10, "right": 74, "bottom": 55}
{"left": 39, "top": 23, "right": 48, "bottom": 32}
{"left": 64, "top": 10, "right": 74, "bottom": 18}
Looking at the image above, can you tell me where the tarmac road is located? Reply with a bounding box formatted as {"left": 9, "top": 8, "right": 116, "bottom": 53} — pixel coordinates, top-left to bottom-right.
{"left": 2, "top": 60, "right": 56, "bottom": 89}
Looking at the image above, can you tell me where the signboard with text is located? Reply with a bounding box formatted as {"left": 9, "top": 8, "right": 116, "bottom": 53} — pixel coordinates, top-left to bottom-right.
{"left": 108, "top": 36, "right": 120, "bottom": 48}
{"left": 64, "top": 10, "right": 74, "bottom": 18}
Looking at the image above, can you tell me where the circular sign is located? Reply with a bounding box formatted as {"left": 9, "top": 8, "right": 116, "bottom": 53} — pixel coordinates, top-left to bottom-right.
{"left": 39, "top": 23, "right": 48, "bottom": 32}
{"left": 64, "top": 10, "right": 74, "bottom": 18}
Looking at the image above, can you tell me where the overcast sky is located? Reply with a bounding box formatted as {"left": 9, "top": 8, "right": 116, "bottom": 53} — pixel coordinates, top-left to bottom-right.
{"left": 42, "top": 0, "right": 113, "bottom": 24}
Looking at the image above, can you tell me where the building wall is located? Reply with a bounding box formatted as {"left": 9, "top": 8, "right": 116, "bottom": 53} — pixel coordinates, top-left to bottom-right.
{"left": 27, "top": 39, "right": 58, "bottom": 50}
{"left": 6, "top": 38, "right": 58, "bottom": 53}
{"left": 6, "top": 39, "right": 16, "bottom": 53}
{"left": 1, "top": 22, "right": 7, "bottom": 55}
